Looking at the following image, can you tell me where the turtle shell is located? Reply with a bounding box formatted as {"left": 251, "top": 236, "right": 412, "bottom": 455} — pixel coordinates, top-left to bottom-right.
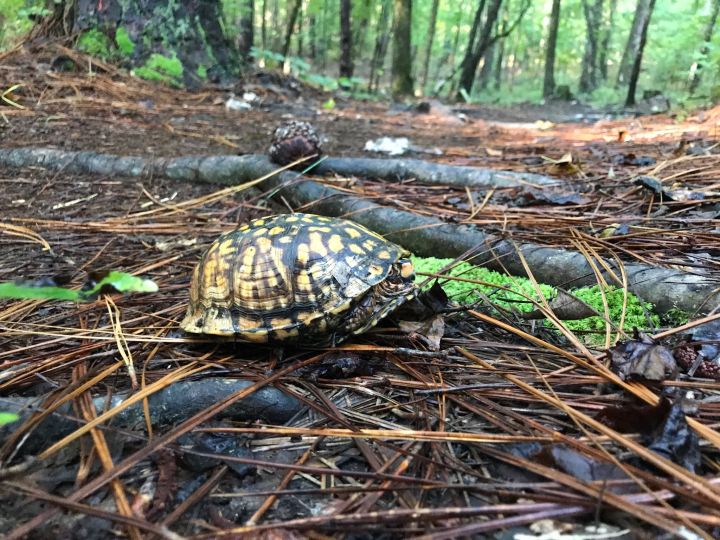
{"left": 180, "top": 213, "right": 416, "bottom": 344}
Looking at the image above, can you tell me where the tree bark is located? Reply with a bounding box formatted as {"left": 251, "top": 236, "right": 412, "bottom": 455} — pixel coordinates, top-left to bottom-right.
{"left": 579, "top": 0, "right": 603, "bottom": 93}
{"left": 597, "top": 0, "right": 617, "bottom": 81}
{"left": 339, "top": 0, "right": 354, "bottom": 77}
{"left": 456, "top": 0, "right": 503, "bottom": 100}
{"left": 38, "top": 0, "right": 240, "bottom": 88}
{"left": 543, "top": 0, "right": 561, "bottom": 98}
{"left": 690, "top": 0, "right": 720, "bottom": 94}
{"left": 281, "top": 0, "right": 302, "bottom": 60}
{"left": 261, "top": 0, "right": 267, "bottom": 50}
{"left": 478, "top": 40, "right": 495, "bottom": 90}
{"left": 391, "top": 0, "right": 414, "bottom": 98}
{"left": 420, "top": 0, "right": 440, "bottom": 90}
{"left": 237, "top": 0, "right": 255, "bottom": 65}
{"left": 625, "top": 0, "right": 656, "bottom": 106}
{"left": 455, "top": 0, "right": 486, "bottom": 99}
{"left": 493, "top": 30, "right": 504, "bottom": 89}
{"left": 368, "top": 0, "right": 392, "bottom": 92}
{"left": 617, "top": 0, "right": 653, "bottom": 86}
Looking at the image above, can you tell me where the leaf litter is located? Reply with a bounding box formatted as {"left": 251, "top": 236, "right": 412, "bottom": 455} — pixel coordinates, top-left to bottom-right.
{"left": 0, "top": 44, "right": 719, "bottom": 539}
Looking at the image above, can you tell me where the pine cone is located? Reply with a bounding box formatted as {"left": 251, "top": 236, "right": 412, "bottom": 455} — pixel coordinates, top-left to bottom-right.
{"left": 268, "top": 121, "right": 322, "bottom": 166}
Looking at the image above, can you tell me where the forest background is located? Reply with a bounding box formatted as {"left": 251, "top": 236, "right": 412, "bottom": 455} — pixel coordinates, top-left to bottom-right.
{"left": 1, "top": 0, "right": 719, "bottom": 110}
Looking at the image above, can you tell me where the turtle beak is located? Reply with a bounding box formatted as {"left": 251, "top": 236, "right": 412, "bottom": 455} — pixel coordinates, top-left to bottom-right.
{"left": 399, "top": 259, "right": 415, "bottom": 281}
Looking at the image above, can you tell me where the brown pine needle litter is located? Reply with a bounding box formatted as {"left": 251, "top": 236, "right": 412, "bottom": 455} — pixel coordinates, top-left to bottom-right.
{"left": 1, "top": 43, "right": 720, "bottom": 538}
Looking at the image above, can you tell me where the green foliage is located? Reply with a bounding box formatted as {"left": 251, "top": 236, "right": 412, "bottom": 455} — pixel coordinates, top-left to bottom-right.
{"left": 133, "top": 53, "right": 184, "bottom": 86}
{"left": 0, "top": 412, "right": 20, "bottom": 426}
{"left": 412, "top": 256, "right": 660, "bottom": 344}
{"left": 115, "top": 27, "right": 136, "bottom": 56}
{"left": 77, "top": 29, "right": 113, "bottom": 59}
{"left": 587, "top": 85, "right": 625, "bottom": 108}
{"left": 0, "top": 271, "right": 158, "bottom": 302}
{"left": 0, "top": 0, "right": 45, "bottom": 50}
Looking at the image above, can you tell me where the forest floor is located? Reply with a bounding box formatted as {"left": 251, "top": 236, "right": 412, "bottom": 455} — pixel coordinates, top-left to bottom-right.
{"left": 1, "top": 44, "right": 720, "bottom": 539}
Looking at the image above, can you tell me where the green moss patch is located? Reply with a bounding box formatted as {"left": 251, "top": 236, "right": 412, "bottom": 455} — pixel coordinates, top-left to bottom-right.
{"left": 77, "top": 29, "right": 113, "bottom": 59}
{"left": 412, "top": 257, "right": 660, "bottom": 343}
{"left": 133, "top": 53, "right": 183, "bottom": 86}
{"left": 115, "top": 27, "right": 135, "bottom": 56}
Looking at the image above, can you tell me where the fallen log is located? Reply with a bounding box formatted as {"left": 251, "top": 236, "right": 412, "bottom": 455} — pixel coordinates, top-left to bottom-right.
{"left": 313, "top": 156, "right": 560, "bottom": 188}
{"left": 0, "top": 378, "right": 301, "bottom": 456}
{"left": 1, "top": 147, "right": 718, "bottom": 315}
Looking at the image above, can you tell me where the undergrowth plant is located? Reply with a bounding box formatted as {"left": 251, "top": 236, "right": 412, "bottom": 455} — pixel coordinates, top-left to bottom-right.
{"left": 413, "top": 256, "right": 661, "bottom": 345}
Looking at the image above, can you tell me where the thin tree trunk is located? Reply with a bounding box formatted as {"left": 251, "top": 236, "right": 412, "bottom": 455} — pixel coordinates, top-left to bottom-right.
{"left": 368, "top": 0, "right": 391, "bottom": 91}
{"left": 297, "top": 2, "right": 303, "bottom": 56}
{"left": 625, "top": 0, "right": 657, "bottom": 106}
{"left": 321, "top": 0, "right": 328, "bottom": 71}
{"left": 579, "top": 0, "right": 603, "bottom": 93}
{"left": 617, "top": 0, "right": 653, "bottom": 86}
{"left": 261, "top": 0, "right": 267, "bottom": 50}
{"left": 597, "top": 0, "right": 617, "bottom": 80}
{"left": 420, "top": 0, "right": 440, "bottom": 90}
{"left": 478, "top": 40, "right": 495, "bottom": 90}
{"left": 543, "top": 0, "right": 561, "bottom": 98}
{"left": 308, "top": 13, "right": 317, "bottom": 59}
{"left": 690, "top": 0, "right": 720, "bottom": 94}
{"left": 281, "top": 0, "right": 302, "bottom": 59}
{"left": 455, "top": 0, "right": 486, "bottom": 99}
{"left": 237, "top": 0, "right": 254, "bottom": 64}
{"left": 391, "top": 0, "right": 414, "bottom": 98}
{"left": 493, "top": 31, "right": 504, "bottom": 88}
{"left": 353, "top": 0, "right": 373, "bottom": 61}
{"left": 339, "top": 0, "right": 354, "bottom": 77}
{"left": 456, "top": 0, "right": 503, "bottom": 100}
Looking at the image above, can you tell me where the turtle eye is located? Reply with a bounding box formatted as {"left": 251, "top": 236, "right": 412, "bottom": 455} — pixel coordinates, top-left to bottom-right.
{"left": 399, "top": 259, "right": 415, "bottom": 280}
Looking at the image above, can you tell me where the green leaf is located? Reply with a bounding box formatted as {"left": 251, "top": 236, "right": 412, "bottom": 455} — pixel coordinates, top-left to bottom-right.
{"left": 0, "top": 282, "right": 80, "bottom": 301}
{"left": 0, "top": 412, "right": 20, "bottom": 426}
{"left": 81, "top": 271, "right": 159, "bottom": 298}
{"left": 0, "top": 271, "right": 158, "bottom": 302}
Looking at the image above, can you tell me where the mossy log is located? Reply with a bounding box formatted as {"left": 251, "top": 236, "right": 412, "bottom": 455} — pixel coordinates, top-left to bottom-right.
{"left": 1, "top": 147, "right": 718, "bottom": 315}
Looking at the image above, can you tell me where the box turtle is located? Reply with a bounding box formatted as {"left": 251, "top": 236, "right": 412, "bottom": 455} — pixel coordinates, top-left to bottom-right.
{"left": 180, "top": 213, "right": 417, "bottom": 345}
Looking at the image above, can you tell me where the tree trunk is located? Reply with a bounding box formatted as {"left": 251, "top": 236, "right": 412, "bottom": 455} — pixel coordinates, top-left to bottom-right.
{"left": 478, "top": 40, "right": 496, "bottom": 90}
{"left": 261, "top": 0, "right": 267, "bottom": 50}
{"left": 617, "top": 0, "right": 653, "bottom": 86}
{"left": 237, "top": 0, "right": 254, "bottom": 65}
{"left": 493, "top": 31, "right": 504, "bottom": 89}
{"left": 625, "top": 0, "right": 657, "bottom": 106}
{"left": 543, "top": 0, "right": 561, "bottom": 98}
{"left": 321, "top": 0, "right": 329, "bottom": 70}
{"left": 391, "top": 0, "right": 414, "bottom": 98}
{"left": 368, "top": 0, "right": 392, "bottom": 92}
{"left": 579, "top": 0, "right": 603, "bottom": 93}
{"left": 597, "top": 0, "right": 617, "bottom": 81}
{"left": 339, "top": 0, "right": 354, "bottom": 77}
{"left": 456, "top": 0, "right": 503, "bottom": 100}
{"left": 281, "top": 0, "right": 302, "bottom": 60}
{"left": 44, "top": 0, "right": 240, "bottom": 88}
{"left": 353, "top": 0, "right": 373, "bottom": 61}
{"left": 297, "top": 3, "right": 304, "bottom": 57}
{"left": 420, "top": 0, "right": 440, "bottom": 90}
{"left": 690, "top": 0, "right": 720, "bottom": 94}
{"left": 455, "top": 0, "right": 485, "bottom": 99}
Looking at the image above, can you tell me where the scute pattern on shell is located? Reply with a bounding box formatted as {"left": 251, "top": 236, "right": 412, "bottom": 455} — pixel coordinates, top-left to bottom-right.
{"left": 268, "top": 121, "right": 322, "bottom": 166}
{"left": 180, "top": 213, "right": 416, "bottom": 344}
